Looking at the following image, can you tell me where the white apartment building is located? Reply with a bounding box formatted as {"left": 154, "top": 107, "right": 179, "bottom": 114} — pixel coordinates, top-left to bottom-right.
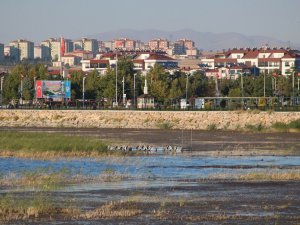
{"left": 74, "top": 38, "right": 98, "bottom": 53}
{"left": 201, "top": 48, "right": 300, "bottom": 76}
{"left": 9, "top": 39, "right": 34, "bottom": 61}
{"left": 41, "top": 38, "right": 61, "bottom": 61}
{"left": 34, "top": 46, "right": 42, "bottom": 59}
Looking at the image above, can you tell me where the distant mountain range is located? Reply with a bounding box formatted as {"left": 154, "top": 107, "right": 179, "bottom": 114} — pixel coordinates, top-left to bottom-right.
{"left": 86, "top": 29, "right": 299, "bottom": 51}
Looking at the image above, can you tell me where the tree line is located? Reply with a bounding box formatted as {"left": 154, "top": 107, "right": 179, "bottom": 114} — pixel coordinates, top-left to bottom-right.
{"left": 1, "top": 57, "right": 299, "bottom": 105}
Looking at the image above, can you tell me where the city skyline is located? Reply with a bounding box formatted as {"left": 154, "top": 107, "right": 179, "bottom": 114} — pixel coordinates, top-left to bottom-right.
{"left": 1, "top": 0, "right": 300, "bottom": 45}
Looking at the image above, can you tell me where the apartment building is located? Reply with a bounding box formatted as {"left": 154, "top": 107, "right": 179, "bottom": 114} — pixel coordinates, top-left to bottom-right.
{"left": 201, "top": 48, "right": 300, "bottom": 76}
{"left": 148, "top": 39, "right": 170, "bottom": 51}
{"left": 64, "top": 39, "right": 74, "bottom": 53}
{"left": 41, "top": 38, "right": 61, "bottom": 61}
{"left": 34, "top": 46, "right": 42, "bottom": 59}
{"left": 9, "top": 39, "right": 34, "bottom": 61}
{"left": 73, "top": 38, "right": 98, "bottom": 53}
{"left": 0, "top": 43, "right": 4, "bottom": 61}
{"left": 113, "top": 38, "right": 137, "bottom": 50}
{"left": 81, "top": 52, "right": 178, "bottom": 74}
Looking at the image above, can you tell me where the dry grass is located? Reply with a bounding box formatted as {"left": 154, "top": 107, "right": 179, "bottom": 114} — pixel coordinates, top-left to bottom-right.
{"left": 206, "top": 169, "right": 300, "bottom": 181}
{"left": 0, "top": 150, "right": 124, "bottom": 160}
{"left": 237, "top": 171, "right": 300, "bottom": 181}
{"left": 79, "top": 201, "right": 143, "bottom": 219}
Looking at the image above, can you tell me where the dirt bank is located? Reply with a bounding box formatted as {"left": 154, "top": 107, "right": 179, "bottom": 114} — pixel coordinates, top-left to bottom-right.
{"left": 1, "top": 110, "right": 300, "bottom": 130}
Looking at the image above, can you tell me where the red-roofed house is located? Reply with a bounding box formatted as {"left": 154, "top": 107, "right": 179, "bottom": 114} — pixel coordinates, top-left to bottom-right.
{"left": 201, "top": 48, "right": 300, "bottom": 76}
{"left": 81, "top": 52, "right": 178, "bottom": 74}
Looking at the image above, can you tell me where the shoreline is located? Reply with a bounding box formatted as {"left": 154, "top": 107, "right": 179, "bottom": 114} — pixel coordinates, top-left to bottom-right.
{"left": 0, "top": 127, "right": 299, "bottom": 159}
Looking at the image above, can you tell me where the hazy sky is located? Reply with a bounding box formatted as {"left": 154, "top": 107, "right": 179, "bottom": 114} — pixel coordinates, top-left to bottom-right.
{"left": 1, "top": 0, "right": 299, "bottom": 44}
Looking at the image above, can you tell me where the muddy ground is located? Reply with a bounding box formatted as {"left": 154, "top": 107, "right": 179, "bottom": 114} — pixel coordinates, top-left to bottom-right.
{"left": 1, "top": 127, "right": 300, "bottom": 224}
{"left": 6, "top": 181, "right": 300, "bottom": 225}
{"left": 1, "top": 127, "right": 300, "bottom": 154}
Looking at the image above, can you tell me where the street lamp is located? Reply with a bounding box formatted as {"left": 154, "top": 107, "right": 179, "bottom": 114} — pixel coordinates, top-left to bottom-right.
{"left": 263, "top": 72, "right": 266, "bottom": 98}
{"left": 185, "top": 73, "right": 190, "bottom": 106}
{"left": 122, "top": 76, "right": 125, "bottom": 106}
{"left": 237, "top": 72, "right": 244, "bottom": 97}
{"left": 292, "top": 71, "right": 295, "bottom": 107}
{"left": 82, "top": 76, "right": 87, "bottom": 109}
{"left": 0, "top": 76, "right": 4, "bottom": 107}
{"left": 115, "top": 52, "right": 118, "bottom": 107}
{"left": 133, "top": 73, "right": 137, "bottom": 108}
{"left": 33, "top": 76, "right": 37, "bottom": 105}
{"left": 20, "top": 74, "right": 24, "bottom": 105}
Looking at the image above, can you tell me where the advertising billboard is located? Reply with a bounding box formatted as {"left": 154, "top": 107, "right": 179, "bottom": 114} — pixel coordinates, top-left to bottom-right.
{"left": 36, "top": 80, "right": 71, "bottom": 99}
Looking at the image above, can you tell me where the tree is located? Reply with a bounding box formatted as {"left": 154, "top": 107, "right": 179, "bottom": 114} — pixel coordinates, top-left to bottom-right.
{"left": 228, "top": 88, "right": 241, "bottom": 97}
{"left": 85, "top": 70, "right": 100, "bottom": 99}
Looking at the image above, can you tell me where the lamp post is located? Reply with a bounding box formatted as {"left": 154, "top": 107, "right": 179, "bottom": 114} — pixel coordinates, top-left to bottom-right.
{"left": 115, "top": 52, "right": 118, "bottom": 107}
{"left": 122, "top": 76, "right": 125, "bottom": 106}
{"left": 133, "top": 73, "right": 137, "bottom": 108}
{"left": 33, "top": 76, "right": 37, "bottom": 105}
{"left": 263, "top": 72, "right": 266, "bottom": 98}
{"left": 237, "top": 72, "right": 244, "bottom": 98}
{"left": 292, "top": 71, "right": 295, "bottom": 107}
{"left": 185, "top": 73, "right": 190, "bottom": 106}
{"left": 20, "top": 74, "right": 24, "bottom": 105}
{"left": 0, "top": 76, "right": 4, "bottom": 107}
{"left": 83, "top": 76, "right": 86, "bottom": 109}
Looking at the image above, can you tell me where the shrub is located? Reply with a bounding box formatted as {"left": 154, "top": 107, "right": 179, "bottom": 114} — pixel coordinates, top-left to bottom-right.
{"left": 288, "top": 119, "right": 300, "bottom": 129}
{"left": 207, "top": 123, "right": 217, "bottom": 131}
{"left": 245, "top": 123, "right": 265, "bottom": 132}
{"left": 156, "top": 121, "right": 173, "bottom": 130}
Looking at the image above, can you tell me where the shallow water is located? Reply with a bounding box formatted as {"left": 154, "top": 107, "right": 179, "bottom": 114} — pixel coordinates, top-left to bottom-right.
{"left": 1, "top": 155, "right": 299, "bottom": 188}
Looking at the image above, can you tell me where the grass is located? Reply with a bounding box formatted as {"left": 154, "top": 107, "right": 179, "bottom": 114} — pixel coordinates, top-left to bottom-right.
{"left": 272, "top": 119, "right": 300, "bottom": 132}
{"left": 245, "top": 123, "right": 265, "bottom": 132}
{"left": 79, "top": 200, "right": 143, "bottom": 219}
{"left": 207, "top": 123, "right": 217, "bottom": 131}
{"left": 0, "top": 131, "right": 120, "bottom": 158}
{"left": 0, "top": 193, "right": 57, "bottom": 221}
{"left": 156, "top": 121, "right": 173, "bottom": 130}
{"left": 207, "top": 169, "right": 300, "bottom": 181}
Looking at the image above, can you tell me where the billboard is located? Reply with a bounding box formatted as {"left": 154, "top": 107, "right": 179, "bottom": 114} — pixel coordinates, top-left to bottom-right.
{"left": 36, "top": 80, "right": 71, "bottom": 99}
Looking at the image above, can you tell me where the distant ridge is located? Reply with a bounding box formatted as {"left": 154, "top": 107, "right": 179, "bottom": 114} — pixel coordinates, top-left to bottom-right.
{"left": 85, "top": 29, "right": 300, "bottom": 51}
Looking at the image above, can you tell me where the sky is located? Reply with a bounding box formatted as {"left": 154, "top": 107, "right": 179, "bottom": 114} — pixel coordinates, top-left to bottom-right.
{"left": 0, "top": 0, "right": 299, "bottom": 44}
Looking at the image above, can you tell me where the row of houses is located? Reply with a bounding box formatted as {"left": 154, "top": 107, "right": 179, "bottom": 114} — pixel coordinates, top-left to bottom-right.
{"left": 201, "top": 47, "right": 300, "bottom": 76}
{"left": 81, "top": 51, "right": 178, "bottom": 74}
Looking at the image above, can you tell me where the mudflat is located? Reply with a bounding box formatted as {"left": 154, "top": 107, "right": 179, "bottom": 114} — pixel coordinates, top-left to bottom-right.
{"left": 1, "top": 127, "right": 299, "bottom": 155}
{"left": 0, "top": 127, "right": 299, "bottom": 224}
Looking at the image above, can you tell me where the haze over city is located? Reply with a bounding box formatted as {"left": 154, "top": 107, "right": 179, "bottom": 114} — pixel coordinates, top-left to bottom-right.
{"left": 1, "top": 0, "right": 299, "bottom": 45}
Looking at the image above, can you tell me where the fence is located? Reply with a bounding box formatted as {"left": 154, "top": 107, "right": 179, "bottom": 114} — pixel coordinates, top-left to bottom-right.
{"left": 1, "top": 97, "right": 300, "bottom": 111}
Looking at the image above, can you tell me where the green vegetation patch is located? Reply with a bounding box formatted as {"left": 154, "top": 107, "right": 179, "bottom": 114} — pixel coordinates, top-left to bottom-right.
{"left": 272, "top": 119, "right": 300, "bottom": 132}
{"left": 245, "top": 123, "right": 265, "bottom": 132}
{"left": 0, "top": 131, "right": 109, "bottom": 156}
